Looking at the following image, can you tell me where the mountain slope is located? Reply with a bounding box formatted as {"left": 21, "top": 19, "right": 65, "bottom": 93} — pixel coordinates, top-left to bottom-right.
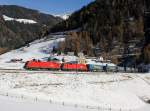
{"left": 0, "top": 5, "right": 62, "bottom": 26}
{"left": 142, "top": 0, "right": 150, "bottom": 64}
{"left": 51, "top": 0, "right": 146, "bottom": 64}
{"left": 0, "top": 5, "right": 62, "bottom": 54}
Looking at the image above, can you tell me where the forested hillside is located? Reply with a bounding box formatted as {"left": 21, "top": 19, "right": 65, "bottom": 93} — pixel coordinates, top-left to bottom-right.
{"left": 0, "top": 5, "right": 62, "bottom": 54}
{"left": 51, "top": 0, "right": 147, "bottom": 64}
{"left": 143, "top": 0, "right": 150, "bottom": 64}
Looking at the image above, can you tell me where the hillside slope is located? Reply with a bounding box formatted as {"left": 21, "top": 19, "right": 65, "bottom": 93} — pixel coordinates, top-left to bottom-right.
{"left": 142, "top": 0, "right": 150, "bottom": 64}
{"left": 0, "top": 5, "right": 62, "bottom": 54}
{"left": 51, "top": 0, "right": 145, "bottom": 64}
{"left": 0, "top": 34, "right": 65, "bottom": 69}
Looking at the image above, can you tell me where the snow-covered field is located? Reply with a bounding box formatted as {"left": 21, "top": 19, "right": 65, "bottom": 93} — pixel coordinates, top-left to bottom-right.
{"left": 0, "top": 34, "right": 150, "bottom": 111}
{"left": 0, "top": 93, "right": 95, "bottom": 111}
{"left": 0, "top": 71, "right": 150, "bottom": 111}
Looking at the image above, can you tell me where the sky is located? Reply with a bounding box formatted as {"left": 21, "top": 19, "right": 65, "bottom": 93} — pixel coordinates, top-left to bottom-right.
{"left": 0, "top": 0, "right": 93, "bottom": 15}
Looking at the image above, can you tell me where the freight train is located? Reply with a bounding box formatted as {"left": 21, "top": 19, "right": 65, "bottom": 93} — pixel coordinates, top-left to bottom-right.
{"left": 24, "top": 59, "right": 117, "bottom": 72}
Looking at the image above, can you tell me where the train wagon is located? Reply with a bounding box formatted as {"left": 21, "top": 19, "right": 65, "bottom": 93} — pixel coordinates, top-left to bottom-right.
{"left": 61, "top": 63, "right": 88, "bottom": 71}
{"left": 87, "top": 64, "right": 103, "bottom": 72}
{"left": 24, "top": 60, "right": 61, "bottom": 70}
{"left": 87, "top": 64, "right": 117, "bottom": 72}
{"left": 107, "top": 65, "right": 117, "bottom": 72}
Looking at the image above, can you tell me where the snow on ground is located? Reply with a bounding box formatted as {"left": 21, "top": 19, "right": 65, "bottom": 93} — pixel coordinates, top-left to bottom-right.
{"left": 2, "top": 15, "right": 37, "bottom": 24}
{"left": 0, "top": 35, "right": 65, "bottom": 69}
{"left": 0, "top": 94, "right": 97, "bottom": 111}
{"left": 0, "top": 34, "right": 150, "bottom": 111}
{"left": 0, "top": 71, "right": 150, "bottom": 111}
{"left": 0, "top": 33, "right": 116, "bottom": 69}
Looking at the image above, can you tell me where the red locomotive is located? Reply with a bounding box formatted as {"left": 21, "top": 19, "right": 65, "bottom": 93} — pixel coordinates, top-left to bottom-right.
{"left": 61, "top": 63, "right": 88, "bottom": 71}
{"left": 24, "top": 60, "right": 61, "bottom": 70}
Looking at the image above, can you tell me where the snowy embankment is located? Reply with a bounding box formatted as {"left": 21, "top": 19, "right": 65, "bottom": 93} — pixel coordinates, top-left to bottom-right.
{"left": 0, "top": 34, "right": 65, "bottom": 69}
{"left": 0, "top": 71, "right": 150, "bottom": 111}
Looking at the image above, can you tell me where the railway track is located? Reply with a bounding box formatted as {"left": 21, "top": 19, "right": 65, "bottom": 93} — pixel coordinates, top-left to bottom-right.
{"left": 0, "top": 67, "right": 142, "bottom": 75}
{"left": 0, "top": 68, "right": 103, "bottom": 75}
